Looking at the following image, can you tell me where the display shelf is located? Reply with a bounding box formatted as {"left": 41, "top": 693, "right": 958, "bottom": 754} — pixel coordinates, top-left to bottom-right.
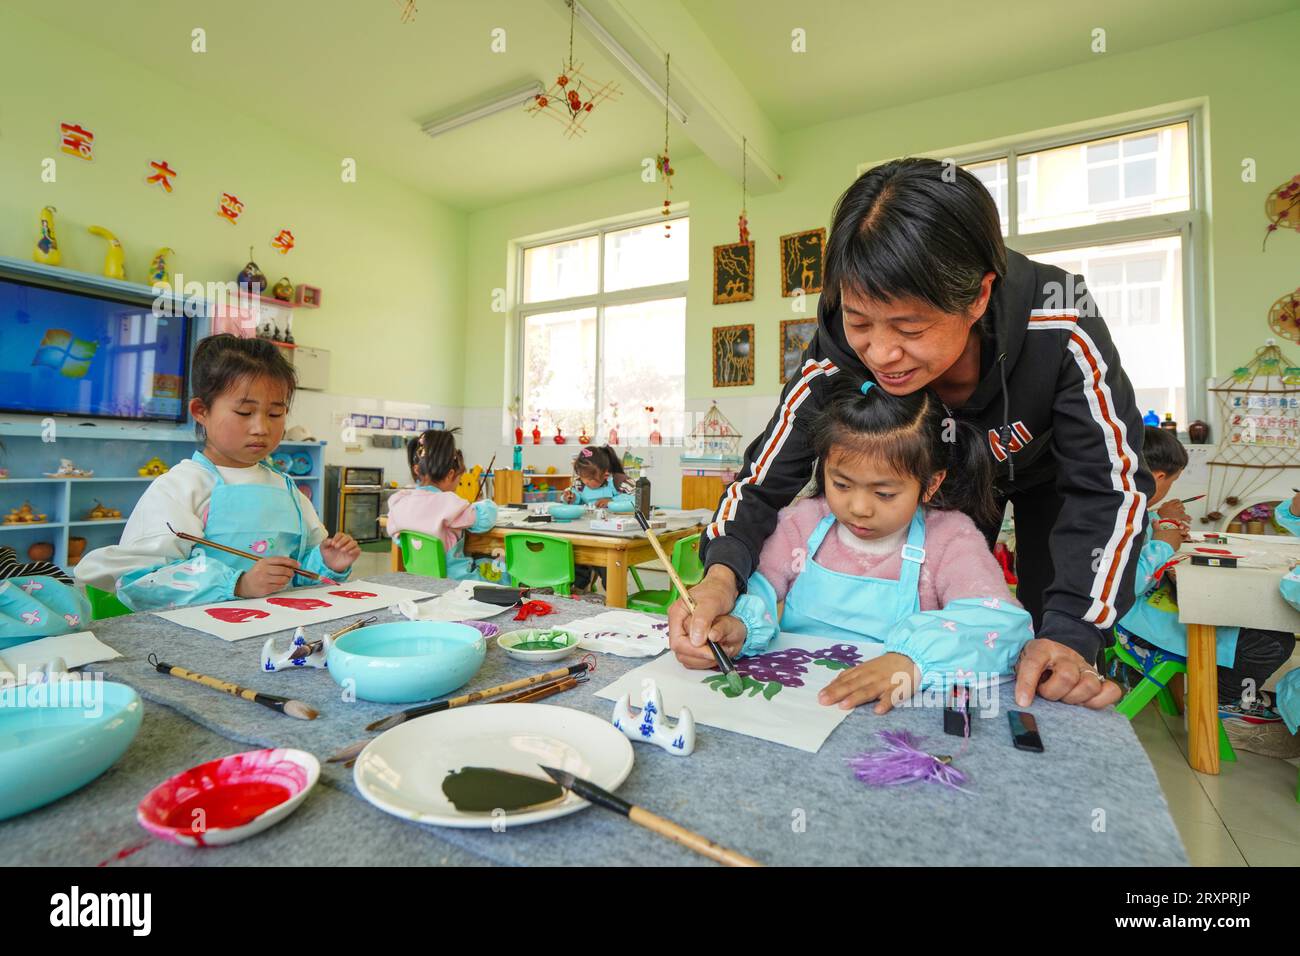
{"left": 67, "top": 519, "right": 128, "bottom": 527}
{"left": 0, "top": 522, "right": 65, "bottom": 532}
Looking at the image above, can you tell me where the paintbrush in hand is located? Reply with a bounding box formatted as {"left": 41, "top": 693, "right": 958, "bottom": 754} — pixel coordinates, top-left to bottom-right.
{"left": 631, "top": 509, "right": 742, "bottom": 694}
{"left": 539, "top": 766, "right": 761, "bottom": 867}
{"left": 166, "top": 523, "right": 335, "bottom": 584}
{"left": 148, "top": 654, "right": 317, "bottom": 720}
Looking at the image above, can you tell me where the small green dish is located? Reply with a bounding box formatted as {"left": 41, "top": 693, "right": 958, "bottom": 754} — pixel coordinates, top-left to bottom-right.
{"left": 497, "top": 629, "right": 580, "bottom": 663}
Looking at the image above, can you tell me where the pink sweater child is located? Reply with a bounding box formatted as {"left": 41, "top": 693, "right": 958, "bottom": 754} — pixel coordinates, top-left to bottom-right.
{"left": 384, "top": 488, "right": 498, "bottom": 580}
{"left": 755, "top": 496, "right": 1018, "bottom": 612}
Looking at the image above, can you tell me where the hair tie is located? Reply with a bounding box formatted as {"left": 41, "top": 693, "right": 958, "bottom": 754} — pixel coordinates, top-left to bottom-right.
{"left": 861, "top": 381, "right": 875, "bottom": 395}
{"left": 581, "top": 448, "right": 593, "bottom": 458}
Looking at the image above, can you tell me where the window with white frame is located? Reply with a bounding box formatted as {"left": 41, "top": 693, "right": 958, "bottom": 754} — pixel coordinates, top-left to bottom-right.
{"left": 518, "top": 217, "right": 688, "bottom": 444}
{"left": 961, "top": 118, "right": 1198, "bottom": 425}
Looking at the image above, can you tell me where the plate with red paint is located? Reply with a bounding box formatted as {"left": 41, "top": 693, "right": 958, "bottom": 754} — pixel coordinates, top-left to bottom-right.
{"left": 137, "top": 748, "right": 319, "bottom": 847}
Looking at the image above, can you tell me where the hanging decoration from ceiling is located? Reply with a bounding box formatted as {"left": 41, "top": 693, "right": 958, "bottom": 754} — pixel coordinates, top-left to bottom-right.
{"left": 737, "top": 136, "right": 750, "bottom": 244}
{"left": 393, "top": 0, "right": 418, "bottom": 24}
{"left": 1262, "top": 174, "right": 1300, "bottom": 250}
{"left": 657, "top": 53, "right": 675, "bottom": 238}
{"left": 526, "top": 0, "right": 622, "bottom": 139}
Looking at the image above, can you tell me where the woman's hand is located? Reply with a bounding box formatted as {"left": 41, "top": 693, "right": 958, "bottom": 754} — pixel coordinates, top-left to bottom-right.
{"left": 1013, "top": 638, "right": 1122, "bottom": 709}
{"left": 321, "top": 533, "right": 361, "bottom": 572}
{"left": 670, "top": 614, "right": 746, "bottom": 669}
{"left": 235, "top": 557, "right": 300, "bottom": 597}
{"left": 668, "top": 564, "right": 740, "bottom": 659}
{"left": 818, "top": 653, "right": 921, "bottom": 713}
{"left": 1156, "top": 499, "right": 1189, "bottom": 526}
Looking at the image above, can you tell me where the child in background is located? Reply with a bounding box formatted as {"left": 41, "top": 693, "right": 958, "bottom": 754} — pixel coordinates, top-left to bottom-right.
{"left": 1272, "top": 492, "right": 1300, "bottom": 747}
{"left": 75, "top": 335, "right": 360, "bottom": 610}
{"left": 1115, "top": 427, "right": 1297, "bottom": 756}
{"left": 672, "top": 380, "right": 1033, "bottom": 713}
{"left": 384, "top": 428, "right": 502, "bottom": 581}
{"left": 563, "top": 445, "right": 634, "bottom": 593}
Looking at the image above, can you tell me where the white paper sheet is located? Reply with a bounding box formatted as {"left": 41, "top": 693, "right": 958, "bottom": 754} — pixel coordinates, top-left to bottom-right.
{"left": 391, "top": 580, "right": 516, "bottom": 623}
{"left": 595, "top": 633, "right": 885, "bottom": 753}
{"left": 152, "top": 580, "right": 436, "bottom": 641}
{"left": 554, "top": 609, "right": 670, "bottom": 657}
{"left": 0, "top": 630, "right": 121, "bottom": 686}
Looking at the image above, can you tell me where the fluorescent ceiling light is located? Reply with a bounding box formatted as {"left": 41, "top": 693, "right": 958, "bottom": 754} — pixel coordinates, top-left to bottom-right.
{"left": 420, "top": 82, "right": 546, "bottom": 139}
{"left": 571, "top": 1, "right": 688, "bottom": 126}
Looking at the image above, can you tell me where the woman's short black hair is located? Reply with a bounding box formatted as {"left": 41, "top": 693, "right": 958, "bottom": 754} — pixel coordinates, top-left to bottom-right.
{"left": 824, "top": 157, "right": 1007, "bottom": 315}
{"left": 811, "top": 378, "right": 998, "bottom": 527}
{"left": 408, "top": 428, "right": 464, "bottom": 485}
{"left": 1140, "top": 426, "right": 1188, "bottom": 476}
{"left": 190, "top": 334, "right": 297, "bottom": 442}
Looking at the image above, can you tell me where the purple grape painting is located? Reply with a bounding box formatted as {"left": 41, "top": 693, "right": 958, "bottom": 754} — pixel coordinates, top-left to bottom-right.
{"left": 702, "top": 643, "right": 864, "bottom": 699}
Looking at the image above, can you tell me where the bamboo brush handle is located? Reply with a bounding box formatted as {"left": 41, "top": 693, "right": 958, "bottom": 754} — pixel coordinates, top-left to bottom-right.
{"left": 171, "top": 527, "right": 325, "bottom": 581}
{"left": 627, "top": 806, "right": 760, "bottom": 867}
{"left": 166, "top": 664, "right": 260, "bottom": 702}
{"left": 641, "top": 526, "right": 696, "bottom": 614}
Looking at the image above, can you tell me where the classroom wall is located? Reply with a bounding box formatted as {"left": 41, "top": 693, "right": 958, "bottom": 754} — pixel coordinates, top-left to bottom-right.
{"left": 459, "top": 10, "right": 1300, "bottom": 477}
{"left": 0, "top": 6, "right": 469, "bottom": 427}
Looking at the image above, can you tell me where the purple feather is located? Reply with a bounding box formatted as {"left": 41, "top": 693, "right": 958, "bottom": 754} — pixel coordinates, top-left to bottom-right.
{"left": 847, "top": 731, "right": 971, "bottom": 793}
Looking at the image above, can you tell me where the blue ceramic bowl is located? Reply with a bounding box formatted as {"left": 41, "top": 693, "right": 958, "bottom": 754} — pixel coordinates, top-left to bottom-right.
{"left": 607, "top": 498, "right": 636, "bottom": 513}
{"left": 328, "top": 622, "right": 486, "bottom": 704}
{"left": 0, "top": 680, "right": 143, "bottom": 821}
{"left": 548, "top": 503, "right": 585, "bottom": 521}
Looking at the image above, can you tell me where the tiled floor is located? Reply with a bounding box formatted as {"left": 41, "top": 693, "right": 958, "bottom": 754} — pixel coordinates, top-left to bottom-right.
{"left": 1131, "top": 706, "right": 1300, "bottom": 865}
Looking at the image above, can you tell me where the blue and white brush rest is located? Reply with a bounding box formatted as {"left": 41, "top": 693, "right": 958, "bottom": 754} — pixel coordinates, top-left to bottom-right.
{"left": 611, "top": 680, "right": 695, "bottom": 756}
{"left": 262, "top": 626, "right": 331, "bottom": 672}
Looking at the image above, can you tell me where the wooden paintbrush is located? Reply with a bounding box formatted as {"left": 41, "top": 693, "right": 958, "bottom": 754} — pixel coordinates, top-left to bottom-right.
{"left": 631, "top": 509, "right": 742, "bottom": 693}
{"left": 476, "top": 455, "right": 497, "bottom": 501}
{"left": 363, "top": 659, "right": 594, "bottom": 732}
{"left": 539, "top": 766, "right": 761, "bottom": 867}
{"left": 328, "top": 671, "right": 588, "bottom": 765}
{"left": 148, "top": 653, "right": 317, "bottom": 720}
{"left": 166, "top": 523, "right": 335, "bottom": 584}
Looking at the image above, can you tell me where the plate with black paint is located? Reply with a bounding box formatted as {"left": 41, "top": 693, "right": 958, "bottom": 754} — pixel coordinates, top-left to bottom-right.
{"left": 352, "top": 703, "right": 634, "bottom": 828}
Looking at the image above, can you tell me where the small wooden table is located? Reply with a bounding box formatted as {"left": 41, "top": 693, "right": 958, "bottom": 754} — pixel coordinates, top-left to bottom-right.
{"left": 1173, "top": 534, "right": 1300, "bottom": 775}
{"left": 382, "top": 512, "right": 706, "bottom": 609}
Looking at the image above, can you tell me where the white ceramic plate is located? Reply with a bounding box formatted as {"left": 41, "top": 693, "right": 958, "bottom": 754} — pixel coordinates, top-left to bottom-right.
{"left": 353, "top": 703, "right": 634, "bottom": 829}
{"left": 497, "top": 628, "right": 581, "bottom": 662}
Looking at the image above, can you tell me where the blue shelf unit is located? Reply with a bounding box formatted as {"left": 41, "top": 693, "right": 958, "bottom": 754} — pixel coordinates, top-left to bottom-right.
{"left": 0, "top": 257, "right": 325, "bottom": 573}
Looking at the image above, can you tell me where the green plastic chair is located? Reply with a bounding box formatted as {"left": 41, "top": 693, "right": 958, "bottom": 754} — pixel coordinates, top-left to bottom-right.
{"left": 398, "top": 532, "right": 448, "bottom": 578}
{"left": 504, "top": 533, "right": 574, "bottom": 596}
{"left": 86, "top": 585, "right": 132, "bottom": 621}
{"left": 1106, "top": 631, "right": 1236, "bottom": 763}
{"left": 628, "top": 533, "right": 704, "bottom": 614}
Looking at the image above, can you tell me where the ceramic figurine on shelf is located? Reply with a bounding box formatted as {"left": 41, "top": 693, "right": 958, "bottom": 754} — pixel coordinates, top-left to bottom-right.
{"left": 138, "top": 456, "right": 169, "bottom": 477}
{"left": 578, "top": 426, "right": 590, "bottom": 445}
{"left": 27, "top": 542, "right": 55, "bottom": 563}
{"left": 646, "top": 405, "right": 662, "bottom": 446}
{"left": 283, "top": 324, "right": 295, "bottom": 345}
{"left": 272, "top": 276, "right": 294, "bottom": 301}
{"left": 237, "top": 246, "right": 268, "bottom": 294}
{"left": 259, "top": 319, "right": 276, "bottom": 340}
{"left": 85, "top": 500, "right": 122, "bottom": 520}
{"left": 554, "top": 426, "right": 566, "bottom": 445}
{"left": 0, "top": 468, "right": 8, "bottom": 479}
{"left": 44, "top": 458, "right": 94, "bottom": 479}
{"left": 34, "top": 206, "right": 61, "bottom": 266}
{"left": 148, "top": 247, "right": 175, "bottom": 289}
{"left": 531, "top": 423, "right": 542, "bottom": 445}
{"left": 4, "top": 502, "right": 48, "bottom": 525}
{"left": 87, "top": 225, "right": 126, "bottom": 280}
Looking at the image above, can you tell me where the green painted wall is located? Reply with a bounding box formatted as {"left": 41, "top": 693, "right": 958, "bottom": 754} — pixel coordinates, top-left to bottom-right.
{"left": 0, "top": 7, "right": 468, "bottom": 408}
{"left": 464, "top": 10, "right": 1300, "bottom": 409}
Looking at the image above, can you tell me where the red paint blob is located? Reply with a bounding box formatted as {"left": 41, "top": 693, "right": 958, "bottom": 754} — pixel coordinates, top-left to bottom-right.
{"left": 158, "top": 782, "right": 292, "bottom": 831}
{"left": 266, "top": 597, "right": 332, "bottom": 610}
{"left": 328, "top": 590, "right": 377, "bottom": 600}
{"left": 205, "top": 607, "right": 271, "bottom": 623}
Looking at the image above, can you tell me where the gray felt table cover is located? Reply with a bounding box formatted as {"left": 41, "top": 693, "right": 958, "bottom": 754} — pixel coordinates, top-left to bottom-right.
{"left": 1, "top": 574, "right": 1188, "bottom": 866}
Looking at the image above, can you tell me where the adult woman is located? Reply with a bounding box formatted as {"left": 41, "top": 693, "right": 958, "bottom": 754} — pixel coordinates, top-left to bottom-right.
{"left": 670, "top": 158, "right": 1153, "bottom": 709}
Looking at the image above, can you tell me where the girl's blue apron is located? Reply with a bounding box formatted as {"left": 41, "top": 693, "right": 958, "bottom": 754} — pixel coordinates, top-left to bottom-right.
{"left": 193, "top": 452, "right": 310, "bottom": 573}
{"left": 780, "top": 511, "right": 926, "bottom": 644}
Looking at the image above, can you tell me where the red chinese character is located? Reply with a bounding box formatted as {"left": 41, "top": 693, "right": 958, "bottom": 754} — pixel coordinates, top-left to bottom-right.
{"left": 147, "top": 160, "right": 177, "bottom": 193}
{"left": 217, "top": 192, "right": 244, "bottom": 224}
{"left": 270, "top": 229, "right": 295, "bottom": 254}
{"left": 60, "top": 123, "right": 94, "bottom": 161}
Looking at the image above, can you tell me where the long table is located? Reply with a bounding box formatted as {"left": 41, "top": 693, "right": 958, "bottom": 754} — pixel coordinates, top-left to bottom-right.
{"left": 1, "top": 575, "right": 1187, "bottom": 866}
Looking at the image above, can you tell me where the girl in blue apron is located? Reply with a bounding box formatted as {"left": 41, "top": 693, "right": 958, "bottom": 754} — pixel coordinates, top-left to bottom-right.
{"left": 76, "top": 335, "right": 359, "bottom": 610}
{"left": 384, "top": 428, "right": 504, "bottom": 582}
{"left": 685, "top": 379, "right": 1033, "bottom": 713}
{"left": 565, "top": 445, "right": 633, "bottom": 592}
{"left": 1116, "top": 428, "right": 1294, "bottom": 725}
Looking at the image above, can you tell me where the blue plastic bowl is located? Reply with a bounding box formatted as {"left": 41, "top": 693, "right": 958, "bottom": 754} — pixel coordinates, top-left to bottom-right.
{"left": 548, "top": 503, "right": 585, "bottom": 521}
{"left": 0, "top": 680, "right": 143, "bottom": 821}
{"left": 328, "top": 621, "right": 486, "bottom": 704}
{"left": 607, "top": 498, "right": 636, "bottom": 513}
